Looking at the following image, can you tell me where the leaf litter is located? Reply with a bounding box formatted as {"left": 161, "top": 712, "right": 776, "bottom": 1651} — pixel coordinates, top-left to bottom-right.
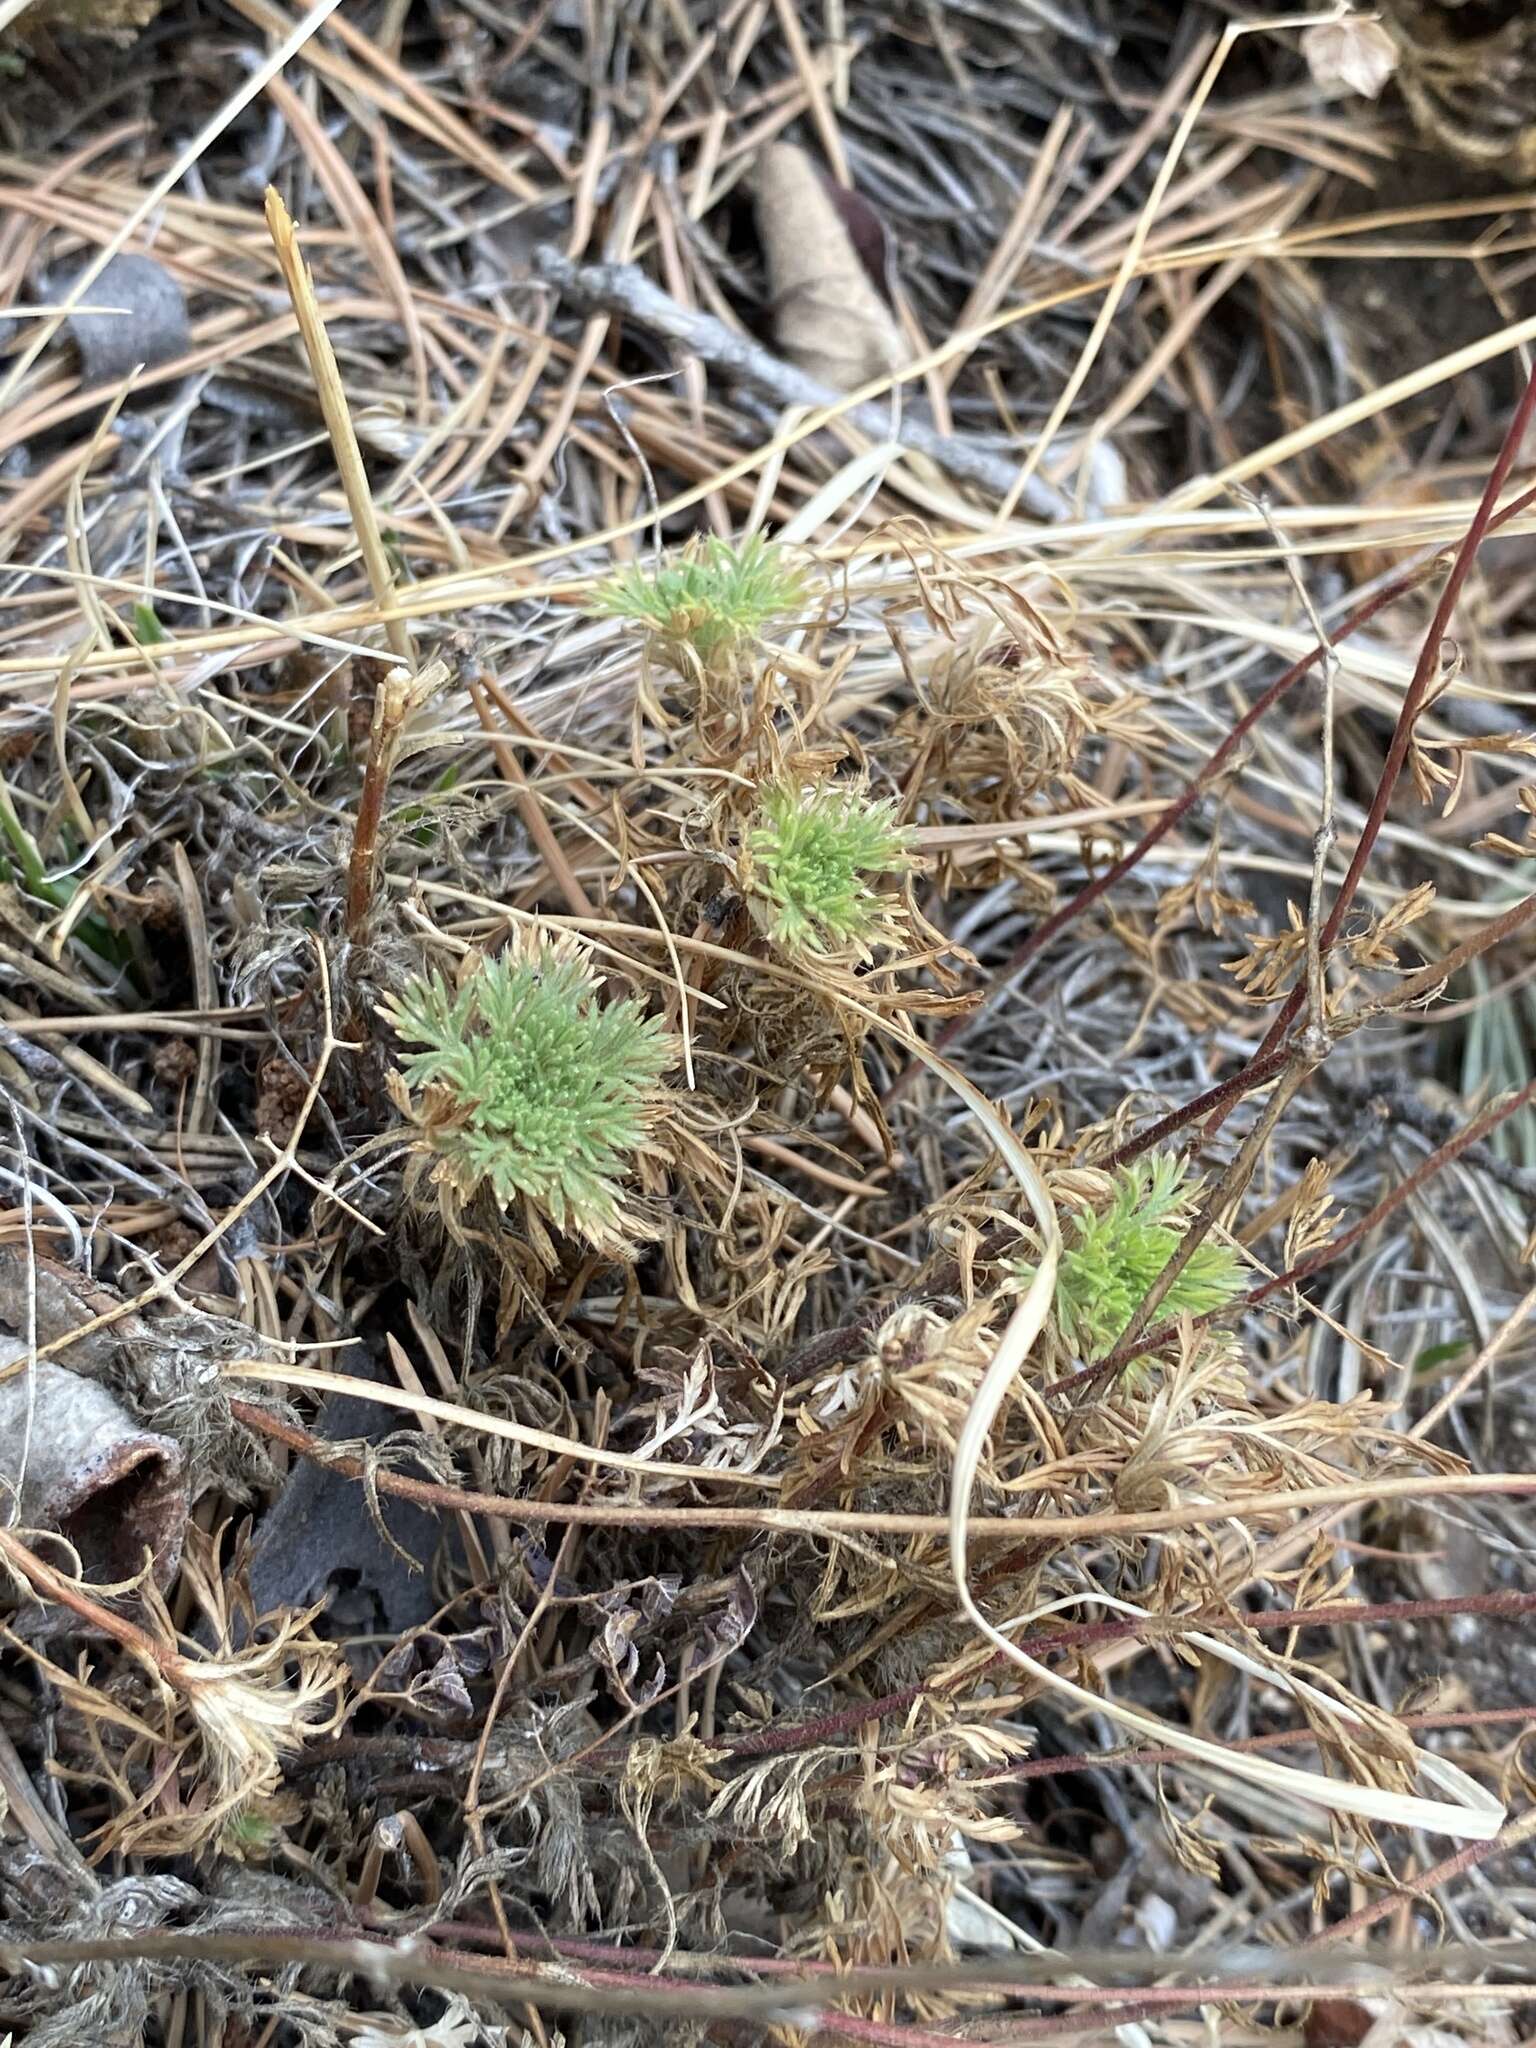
{"left": 2, "top": 2, "right": 1536, "bottom": 2045}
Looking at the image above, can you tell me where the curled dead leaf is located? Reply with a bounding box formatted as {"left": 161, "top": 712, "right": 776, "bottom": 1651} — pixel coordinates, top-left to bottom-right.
{"left": 1302, "top": 15, "right": 1399, "bottom": 99}
{"left": 754, "top": 142, "right": 905, "bottom": 392}
{"left": 0, "top": 1353, "right": 186, "bottom": 1588}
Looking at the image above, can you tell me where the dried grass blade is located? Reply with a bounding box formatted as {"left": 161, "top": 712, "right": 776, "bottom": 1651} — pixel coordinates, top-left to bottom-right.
{"left": 264, "top": 186, "right": 415, "bottom": 670}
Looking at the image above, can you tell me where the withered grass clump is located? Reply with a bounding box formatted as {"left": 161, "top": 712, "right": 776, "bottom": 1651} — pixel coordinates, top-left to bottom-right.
{"left": 1, "top": 489, "right": 1514, "bottom": 2038}
{"left": 5, "top": 1526, "right": 344, "bottom": 1862}
{"left": 912, "top": 617, "right": 1093, "bottom": 809}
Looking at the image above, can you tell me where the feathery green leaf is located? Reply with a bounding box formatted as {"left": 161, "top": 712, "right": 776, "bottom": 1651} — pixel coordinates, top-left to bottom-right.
{"left": 383, "top": 941, "right": 672, "bottom": 1248}
{"left": 746, "top": 781, "right": 912, "bottom": 958}
{"left": 1028, "top": 1154, "right": 1244, "bottom": 1363}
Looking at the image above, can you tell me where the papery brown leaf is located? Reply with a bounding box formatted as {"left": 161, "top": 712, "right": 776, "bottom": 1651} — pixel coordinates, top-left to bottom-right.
{"left": 754, "top": 142, "right": 906, "bottom": 392}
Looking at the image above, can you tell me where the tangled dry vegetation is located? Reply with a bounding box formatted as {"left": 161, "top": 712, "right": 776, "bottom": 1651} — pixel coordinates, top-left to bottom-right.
{"left": 4, "top": 1, "right": 1536, "bottom": 2045}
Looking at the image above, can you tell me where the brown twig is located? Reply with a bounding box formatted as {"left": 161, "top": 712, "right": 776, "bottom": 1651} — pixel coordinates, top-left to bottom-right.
{"left": 532, "top": 245, "right": 1082, "bottom": 518}
{"left": 1239, "top": 487, "right": 1342, "bottom": 1057}
{"left": 1307, "top": 1805, "right": 1536, "bottom": 1947}
{"left": 0, "top": 1521, "right": 177, "bottom": 1675}
{"left": 1248, "top": 1073, "right": 1536, "bottom": 1305}
{"left": 345, "top": 664, "right": 415, "bottom": 939}
{"left": 227, "top": 1397, "right": 1536, "bottom": 1544}
{"left": 464, "top": 663, "right": 598, "bottom": 919}
{"left": 1091, "top": 1071, "right": 1536, "bottom": 1375}
{"left": 1098, "top": 1041, "right": 1295, "bottom": 1171}
{"left": 1105, "top": 884, "right": 1536, "bottom": 1173}
{"left": 1108, "top": 1049, "right": 1317, "bottom": 1361}
{"left": 723, "top": 1596, "right": 1536, "bottom": 1763}
{"left": 6, "top": 1925, "right": 1536, "bottom": 2028}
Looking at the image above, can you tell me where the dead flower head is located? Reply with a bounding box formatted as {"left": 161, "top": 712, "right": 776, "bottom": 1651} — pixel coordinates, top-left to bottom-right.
{"left": 29, "top": 1531, "right": 347, "bottom": 1859}
{"left": 169, "top": 1616, "right": 345, "bottom": 1843}
{"left": 801, "top": 1300, "right": 1002, "bottom": 1446}
{"left": 901, "top": 611, "right": 1093, "bottom": 819}
{"left": 130, "top": 1537, "right": 346, "bottom": 1852}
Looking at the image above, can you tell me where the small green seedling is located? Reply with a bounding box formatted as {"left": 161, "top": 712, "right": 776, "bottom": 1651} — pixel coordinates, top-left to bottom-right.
{"left": 743, "top": 780, "right": 913, "bottom": 960}
{"left": 1030, "top": 1153, "right": 1244, "bottom": 1364}
{"left": 221, "top": 1807, "right": 280, "bottom": 1858}
{"left": 382, "top": 934, "right": 673, "bottom": 1253}
{"left": 0, "top": 779, "right": 132, "bottom": 972}
{"left": 590, "top": 533, "right": 806, "bottom": 677}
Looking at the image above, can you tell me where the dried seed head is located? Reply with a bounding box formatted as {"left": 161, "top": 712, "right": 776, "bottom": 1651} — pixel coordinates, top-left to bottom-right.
{"left": 152, "top": 1036, "right": 199, "bottom": 1086}
{"left": 175, "top": 1620, "right": 344, "bottom": 1832}
{"left": 925, "top": 632, "right": 1091, "bottom": 800}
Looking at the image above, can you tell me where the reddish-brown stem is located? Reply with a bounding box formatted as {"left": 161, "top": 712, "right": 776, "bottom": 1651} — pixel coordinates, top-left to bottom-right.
{"left": 1100, "top": 1040, "right": 1294, "bottom": 1170}
{"left": 25, "top": 1923, "right": 1530, "bottom": 2041}
{"left": 345, "top": 666, "right": 411, "bottom": 938}
{"left": 1116, "top": 1050, "right": 1316, "bottom": 1357}
{"left": 0, "top": 1522, "right": 174, "bottom": 1676}
{"left": 1248, "top": 1071, "right": 1536, "bottom": 1304}
{"left": 1307, "top": 1806, "right": 1536, "bottom": 1948}
{"left": 220, "top": 1404, "right": 1536, "bottom": 1770}
{"left": 1384, "top": 885, "right": 1536, "bottom": 1013}
{"left": 884, "top": 469, "right": 1536, "bottom": 1109}
{"left": 722, "top": 1590, "right": 1536, "bottom": 1761}
{"left": 419, "top": 1943, "right": 970, "bottom": 2048}
{"left": 444, "top": 1917, "right": 1497, "bottom": 2048}
{"left": 1201, "top": 370, "right": 1536, "bottom": 1141}
{"left": 1105, "top": 884, "right": 1536, "bottom": 1173}
{"left": 970, "top": 1817, "right": 1526, "bottom": 2048}
{"left": 952, "top": 1807, "right": 1536, "bottom": 2041}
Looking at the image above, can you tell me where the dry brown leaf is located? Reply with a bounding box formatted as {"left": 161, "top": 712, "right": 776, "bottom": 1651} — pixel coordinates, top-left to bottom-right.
{"left": 1302, "top": 16, "right": 1399, "bottom": 100}
{"left": 753, "top": 142, "right": 906, "bottom": 393}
